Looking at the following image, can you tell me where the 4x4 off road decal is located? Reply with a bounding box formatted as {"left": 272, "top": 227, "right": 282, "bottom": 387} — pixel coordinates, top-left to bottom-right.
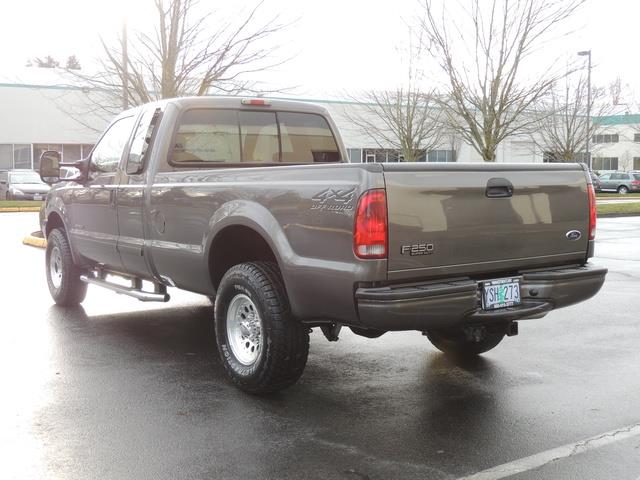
{"left": 311, "top": 187, "right": 356, "bottom": 212}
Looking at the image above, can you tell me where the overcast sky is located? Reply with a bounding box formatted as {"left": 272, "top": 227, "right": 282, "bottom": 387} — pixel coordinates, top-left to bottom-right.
{"left": 1, "top": 0, "right": 639, "bottom": 105}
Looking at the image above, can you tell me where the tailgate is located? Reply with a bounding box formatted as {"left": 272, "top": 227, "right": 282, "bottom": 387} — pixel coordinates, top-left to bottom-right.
{"left": 383, "top": 163, "right": 590, "bottom": 281}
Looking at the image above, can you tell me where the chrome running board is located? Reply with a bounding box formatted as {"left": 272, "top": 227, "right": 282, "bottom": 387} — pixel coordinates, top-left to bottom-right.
{"left": 80, "top": 274, "right": 170, "bottom": 302}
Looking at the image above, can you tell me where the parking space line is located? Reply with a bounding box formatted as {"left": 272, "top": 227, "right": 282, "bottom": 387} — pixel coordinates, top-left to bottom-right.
{"left": 458, "top": 422, "right": 640, "bottom": 480}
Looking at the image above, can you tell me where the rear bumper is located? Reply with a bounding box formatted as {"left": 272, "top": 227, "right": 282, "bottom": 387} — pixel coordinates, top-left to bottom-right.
{"left": 355, "top": 263, "right": 607, "bottom": 331}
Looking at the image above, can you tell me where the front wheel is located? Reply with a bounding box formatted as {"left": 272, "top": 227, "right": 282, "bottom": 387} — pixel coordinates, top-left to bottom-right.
{"left": 426, "top": 328, "right": 504, "bottom": 357}
{"left": 214, "top": 262, "right": 309, "bottom": 394}
{"left": 46, "top": 228, "right": 87, "bottom": 306}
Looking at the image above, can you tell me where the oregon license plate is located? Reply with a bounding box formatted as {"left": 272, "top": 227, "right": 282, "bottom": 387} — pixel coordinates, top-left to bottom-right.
{"left": 481, "top": 277, "right": 521, "bottom": 310}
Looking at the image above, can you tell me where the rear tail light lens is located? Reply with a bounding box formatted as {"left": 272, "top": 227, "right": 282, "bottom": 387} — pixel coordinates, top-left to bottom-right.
{"left": 354, "top": 189, "right": 388, "bottom": 259}
{"left": 588, "top": 183, "right": 597, "bottom": 240}
{"left": 631, "top": 180, "right": 640, "bottom": 185}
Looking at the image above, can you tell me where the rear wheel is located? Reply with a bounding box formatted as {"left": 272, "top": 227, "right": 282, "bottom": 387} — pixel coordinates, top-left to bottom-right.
{"left": 214, "top": 261, "right": 309, "bottom": 394}
{"left": 618, "top": 185, "right": 629, "bottom": 194}
{"left": 46, "top": 228, "right": 87, "bottom": 306}
{"left": 426, "top": 328, "right": 504, "bottom": 357}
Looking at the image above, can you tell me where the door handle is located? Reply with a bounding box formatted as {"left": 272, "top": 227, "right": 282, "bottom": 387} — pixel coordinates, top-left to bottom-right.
{"left": 486, "top": 178, "right": 514, "bottom": 198}
{"left": 109, "top": 189, "right": 117, "bottom": 208}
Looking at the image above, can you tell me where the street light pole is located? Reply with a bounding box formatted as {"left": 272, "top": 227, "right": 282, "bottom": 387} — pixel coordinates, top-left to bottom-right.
{"left": 578, "top": 50, "right": 592, "bottom": 170}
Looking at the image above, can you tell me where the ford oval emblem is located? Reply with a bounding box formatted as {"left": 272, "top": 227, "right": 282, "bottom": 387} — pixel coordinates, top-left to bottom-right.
{"left": 566, "top": 230, "right": 582, "bottom": 241}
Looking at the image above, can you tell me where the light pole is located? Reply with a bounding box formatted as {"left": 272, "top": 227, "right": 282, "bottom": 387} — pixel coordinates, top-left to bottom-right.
{"left": 578, "top": 50, "right": 592, "bottom": 170}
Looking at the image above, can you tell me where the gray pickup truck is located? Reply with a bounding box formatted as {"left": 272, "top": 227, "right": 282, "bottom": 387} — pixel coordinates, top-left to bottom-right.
{"left": 39, "top": 97, "right": 607, "bottom": 394}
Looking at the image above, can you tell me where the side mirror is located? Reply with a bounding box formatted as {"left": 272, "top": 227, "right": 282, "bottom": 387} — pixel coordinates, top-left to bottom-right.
{"left": 40, "top": 150, "right": 61, "bottom": 184}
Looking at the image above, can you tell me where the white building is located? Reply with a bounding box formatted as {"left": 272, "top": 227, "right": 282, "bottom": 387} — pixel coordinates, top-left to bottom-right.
{"left": 1, "top": 72, "right": 638, "bottom": 172}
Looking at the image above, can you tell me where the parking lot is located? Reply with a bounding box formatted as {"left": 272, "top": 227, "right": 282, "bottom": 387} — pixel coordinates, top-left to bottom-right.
{"left": 2, "top": 212, "right": 639, "bottom": 480}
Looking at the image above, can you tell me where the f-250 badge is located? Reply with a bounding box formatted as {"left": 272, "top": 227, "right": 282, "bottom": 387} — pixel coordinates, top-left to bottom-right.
{"left": 401, "top": 243, "right": 435, "bottom": 256}
{"left": 311, "top": 188, "right": 356, "bottom": 212}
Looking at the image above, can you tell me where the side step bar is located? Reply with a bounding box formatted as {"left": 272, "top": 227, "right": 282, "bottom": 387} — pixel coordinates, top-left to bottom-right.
{"left": 80, "top": 274, "right": 170, "bottom": 302}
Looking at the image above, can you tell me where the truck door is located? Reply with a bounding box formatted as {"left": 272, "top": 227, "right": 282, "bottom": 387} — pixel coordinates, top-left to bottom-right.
{"left": 116, "top": 107, "right": 162, "bottom": 279}
{"left": 68, "top": 115, "right": 136, "bottom": 268}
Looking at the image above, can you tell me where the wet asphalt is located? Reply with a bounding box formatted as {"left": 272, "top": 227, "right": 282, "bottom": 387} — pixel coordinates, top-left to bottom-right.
{"left": 1, "top": 212, "right": 639, "bottom": 480}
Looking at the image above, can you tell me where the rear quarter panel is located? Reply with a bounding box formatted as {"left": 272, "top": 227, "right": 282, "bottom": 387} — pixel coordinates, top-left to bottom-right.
{"left": 146, "top": 163, "right": 386, "bottom": 323}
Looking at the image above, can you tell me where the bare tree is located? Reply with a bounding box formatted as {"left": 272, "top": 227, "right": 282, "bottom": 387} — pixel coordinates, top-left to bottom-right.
{"left": 421, "top": 0, "right": 585, "bottom": 161}
{"left": 68, "top": 0, "right": 291, "bottom": 118}
{"left": 66, "top": 55, "right": 81, "bottom": 71}
{"left": 531, "top": 74, "right": 611, "bottom": 162}
{"left": 343, "top": 36, "right": 445, "bottom": 162}
{"left": 33, "top": 55, "right": 59, "bottom": 68}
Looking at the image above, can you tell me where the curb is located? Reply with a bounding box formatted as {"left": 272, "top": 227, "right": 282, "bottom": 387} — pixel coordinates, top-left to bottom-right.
{"left": 23, "top": 232, "right": 47, "bottom": 249}
{"left": 598, "top": 213, "right": 640, "bottom": 218}
{"left": 0, "top": 207, "right": 42, "bottom": 213}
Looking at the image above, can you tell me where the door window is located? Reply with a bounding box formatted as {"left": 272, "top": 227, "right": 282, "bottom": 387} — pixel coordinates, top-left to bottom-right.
{"left": 91, "top": 116, "right": 136, "bottom": 173}
{"left": 127, "top": 109, "right": 158, "bottom": 171}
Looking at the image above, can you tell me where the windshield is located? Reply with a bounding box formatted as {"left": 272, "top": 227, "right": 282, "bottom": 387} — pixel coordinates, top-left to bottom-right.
{"left": 10, "top": 172, "right": 44, "bottom": 184}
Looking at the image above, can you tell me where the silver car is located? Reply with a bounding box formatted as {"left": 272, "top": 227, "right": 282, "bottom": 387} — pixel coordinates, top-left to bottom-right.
{"left": 597, "top": 171, "right": 640, "bottom": 194}
{"left": 0, "top": 169, "right": 51, "bottom": 200}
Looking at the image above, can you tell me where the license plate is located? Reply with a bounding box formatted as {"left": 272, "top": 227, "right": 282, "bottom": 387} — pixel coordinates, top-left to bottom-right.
{"left": 481, "top": 277, "right": 521, "bottom": 310}
{"left": 33, "top": 194, "right": 42, "bottom": 201}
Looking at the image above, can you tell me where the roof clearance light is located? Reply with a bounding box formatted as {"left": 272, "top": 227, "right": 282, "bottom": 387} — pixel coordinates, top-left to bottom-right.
{"left": 241, "top": 99, "right": 271, "bottom": 106}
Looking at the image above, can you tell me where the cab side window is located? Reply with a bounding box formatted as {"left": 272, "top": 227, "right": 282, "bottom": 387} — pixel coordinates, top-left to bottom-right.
{"left": 91, "top": 116, "right": 136, "bottom": 173}
{"left": 170, "top": 109, "right": 241, "bottom": 165}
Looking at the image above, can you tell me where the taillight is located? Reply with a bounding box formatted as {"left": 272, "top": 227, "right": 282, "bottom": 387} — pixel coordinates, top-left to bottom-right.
{"left": 631, "top": 180, "right": 640, "bottom": 186}
{"left": 588, "top": 183, "right": 596, "bottom": 240}
{"left": 354, "top": 189, "right": 388, "bottom": 259}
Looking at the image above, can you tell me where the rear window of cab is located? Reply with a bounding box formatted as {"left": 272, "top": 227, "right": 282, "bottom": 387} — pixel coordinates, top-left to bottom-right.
{"left": 169, "top": 109, "right": 341, "bottom": 166}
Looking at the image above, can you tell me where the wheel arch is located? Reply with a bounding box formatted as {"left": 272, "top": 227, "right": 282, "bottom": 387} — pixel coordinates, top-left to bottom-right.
{"left": 204, "top": 200, "right": 294, "bottom": 291}
{"left": 208, "top": 225, "right": 279, "bottom": 290}
{"left": 45, "top": 210, "right": 82, "bottom": 265}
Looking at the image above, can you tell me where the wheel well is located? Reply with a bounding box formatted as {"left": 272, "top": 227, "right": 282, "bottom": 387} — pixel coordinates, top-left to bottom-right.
{"left": 46, "top": 212, "right": 65, "bottom": 237}
{"left": 209, "top": 226, "right": 278, "bottom": 289}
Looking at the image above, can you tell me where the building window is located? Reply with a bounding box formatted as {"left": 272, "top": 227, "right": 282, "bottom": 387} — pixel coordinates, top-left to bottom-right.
{"left": 592, "top": 157, "right": 618, "bottom": 170}
{"left": 634, "top": 134, "right": 640, "bottom": 143}
{"left": 427, "top": 150, "right": 455, "bottom": 162}
{"left": 13, "top": 145, "right": 32, "bottom": 169}
{"left": 592, "top": 134, "right": 619, "bottom": 144}
{"left": 0, "top": 144, "right": 12, "bottom": 170}
{"left": 543, "top": 151, "right": 588, "bottom": 163}
{"left": 634, "top": 157, "right": 640, "bottom": 170}
{"left": 62, "top": 144, "right": 82, "bottom": 162}
{"left": 82, "top": 144, "right": 95, "bottom": 157}
{"left": 347, "top": 148, "right": 362, "bottom": 163}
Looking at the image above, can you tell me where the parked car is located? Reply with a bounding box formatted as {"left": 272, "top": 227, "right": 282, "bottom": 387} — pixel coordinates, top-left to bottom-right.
{"left": 589, "top": 170, "right": 602, "bottom": 191}
{"left": 0, "top": 169, "right": 50, "bottom": 200}
{"left": 597, "top": 171, "right": 640, "bottom": 194}
{"left": 38, "top": 97, "right": 607, "bottom": 394}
